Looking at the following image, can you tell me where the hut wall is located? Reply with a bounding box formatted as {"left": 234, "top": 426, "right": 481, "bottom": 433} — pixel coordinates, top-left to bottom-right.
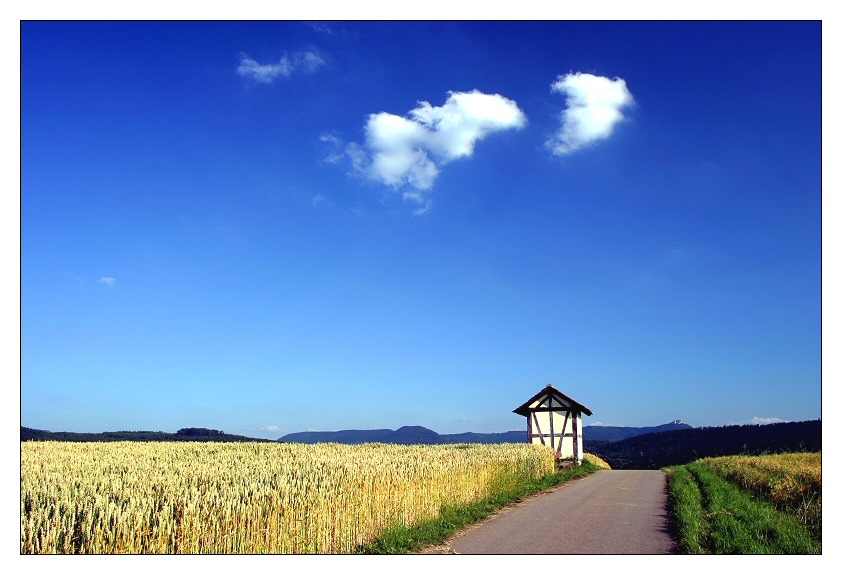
{"left": 529, "top": 409, "right": 577, "bottom": 459}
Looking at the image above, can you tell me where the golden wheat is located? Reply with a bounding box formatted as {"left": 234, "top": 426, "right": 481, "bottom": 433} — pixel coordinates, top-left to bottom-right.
{"left": 582, "top": 452, "right": 611, "bottom": 469}
{"left": 21, "top": 441, "right": 556, "bottom": 554}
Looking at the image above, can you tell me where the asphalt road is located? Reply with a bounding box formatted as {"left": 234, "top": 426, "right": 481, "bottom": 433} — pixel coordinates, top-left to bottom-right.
{"left": 423, "top": 470, "right": 676, "bottom": 554}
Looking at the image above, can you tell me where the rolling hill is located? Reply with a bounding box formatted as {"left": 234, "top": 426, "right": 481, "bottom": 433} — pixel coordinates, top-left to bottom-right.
{"left": 584, "top": 420, "right": 691, "bottom": 441}
{"left": 277, "top": 421, "right": 691, "bottom": 445}
{"left": 277, "top": 426, "right": 525, "bottom": 445}
{"left": 22, "top": 421, "right": 692, "bottom": 446}
{"left": 585, "top": 420, "right": 822, "bottom": 469}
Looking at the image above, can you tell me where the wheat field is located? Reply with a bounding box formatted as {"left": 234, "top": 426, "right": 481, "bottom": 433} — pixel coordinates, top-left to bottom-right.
{"left": 21, "top": 441, "right": 557, "bottom": 554}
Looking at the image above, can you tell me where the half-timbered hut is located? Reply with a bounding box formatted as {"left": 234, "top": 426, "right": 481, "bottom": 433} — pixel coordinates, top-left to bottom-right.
{"left": 513, "top": 384, "right": 592, "bottom": 465}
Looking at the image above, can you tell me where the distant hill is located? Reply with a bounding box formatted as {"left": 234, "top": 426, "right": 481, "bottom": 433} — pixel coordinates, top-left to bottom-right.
{"left": 22, "top": 422, "right": 685, "bottom": 445}
{"left": 583, "top": 420, "right": 692, "bottom": 441}
{"left": 20, "top": 426, "right": 273, "bottom": 443}
{"left": 278, "top": 422, "right": 689, "bottom": 445}
{"left": 278, "top": 426, "right": 525, "bottom": 445}
{"left": 586, "top": 420, "right": 822, "bottom": 469}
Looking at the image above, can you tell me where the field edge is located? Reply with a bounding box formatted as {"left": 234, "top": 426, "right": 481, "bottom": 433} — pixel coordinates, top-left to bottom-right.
{"left": 359, "top": 461, "right": 601, "bottom": 554}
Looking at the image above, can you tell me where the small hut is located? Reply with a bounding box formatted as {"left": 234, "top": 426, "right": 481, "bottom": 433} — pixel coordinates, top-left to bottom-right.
{"left": 513, "top": 384, "right": 593, "bottom": 465}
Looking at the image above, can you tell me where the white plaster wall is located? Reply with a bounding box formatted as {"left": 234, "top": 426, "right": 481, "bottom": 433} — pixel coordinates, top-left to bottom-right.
{"left": 526, "top": 405, "right": 586, "bottom": 463}
{"left": 528, "top": 410, "right": 577, "bottom": 458}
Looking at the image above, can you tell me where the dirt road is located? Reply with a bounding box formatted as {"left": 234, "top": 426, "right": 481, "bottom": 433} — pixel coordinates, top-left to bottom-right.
{"left": 424, "top": 470, "right": 675, "bottom": 554}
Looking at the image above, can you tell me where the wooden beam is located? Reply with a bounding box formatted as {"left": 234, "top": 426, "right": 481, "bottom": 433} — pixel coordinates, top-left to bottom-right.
{"left": 549, "top": 403, "right": 555, "bottom": 451}
{"left": 526, "top": 410, "right": 533, "bottom": 443}
{"left": 531, "top": 412, "right": 546, "bottom": 446}
{"left": 572, "top": 413, "right": 580, "bottom": 463}
{"left": 558, "top": 411, "right": 570, "bottom": 456}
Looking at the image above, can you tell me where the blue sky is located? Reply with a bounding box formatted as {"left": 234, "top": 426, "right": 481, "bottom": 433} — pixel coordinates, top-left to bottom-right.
{"left": 21, "top": 21, "right": 822, "bottom": 439}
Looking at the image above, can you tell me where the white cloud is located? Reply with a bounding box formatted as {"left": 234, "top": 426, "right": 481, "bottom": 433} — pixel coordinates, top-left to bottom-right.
{"left": 308, "top": 22, "right": 334, "bottom": 35}
{"left": 311, "top": 194, "right": 338, "bottom": 210}
{"left": 259, "top": 425, "right": 281, "bottom": 432}
{"left": 408, "top": 197, "right": 432, "bottom": 216}
{"left": 347, "top": 90, "right": 526, "bottom": 207}
{"left": 237, "top": 50, "right": 325, "bottom": 84}
{"left": 546, "top": 72, "right": 634, "bottom": 155}
{"left": 750, "top": 416, "right": 790, "bottom": 425}
{"left": 320, "top": 133, "right": 342, "bottom": 146}
{"left": 320, "top": 133, "right": 346, "bottom": 164}
{"left": 97, "top": 277, "right": 116, "bottom": 288}
{"left": 298, "top": 51, "right": 327, "bottom": 74}
{"left": 237, "top": 55, "right": 290, "bottom": 83}
{"left": 726, "top": 416, "right": 791, "bottom": 426}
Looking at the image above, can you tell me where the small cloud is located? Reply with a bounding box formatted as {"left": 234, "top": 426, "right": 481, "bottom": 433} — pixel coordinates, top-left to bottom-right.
{"left": 344, "top": 141, "right": 368, "bottom": 169}
{"left": 320, "top": 133, "right": 342, "bottom": 146}
{"left": 237, "top": 50, "right": 326, "bottom": 84}
{"left": 402, "top": 190, "right": 432, "bottom": 215}
{"left": 308, "top": 22, "right": 334, "bottom": 35}
{"left": 241, "top": 425, "right": 288, "bottom": 439}
{"left": 297, "top": 51, "right": 327, "bottom": 74}
{"left": 546, "top": 72, "right": 634, "bottom": 155}
{"left": 311, "top": 194, "right": 335, "bottom": 209}
{"left": 750, "top": 416, "right": 790, "bottom": 425}
{"left": 726, "top": 416, "right": 791, "bottom": 426}
{"left": 345, "top": 90, "right": 526, "bottom": 209}
{"left": 320, "top": 133, "right": 346, "bottom": 164}
{"left": 97, "top": 277, "right": 116, "bottom": 288}
{"left": 237, "top": 54, "right": 290, "bottom": 83}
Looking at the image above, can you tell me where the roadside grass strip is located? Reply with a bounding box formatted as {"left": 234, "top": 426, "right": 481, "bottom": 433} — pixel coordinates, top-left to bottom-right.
{"left": 357, "top": 461, "right": 599, "bottom": 554}
{"left": 666, "top": 466, "right": 707, "bottom": 554}
{"left": 697, "top": 453, "right": 821, "bottom": 539}
{"left": 668, "top": 462, "right": 820, "bottom": 554}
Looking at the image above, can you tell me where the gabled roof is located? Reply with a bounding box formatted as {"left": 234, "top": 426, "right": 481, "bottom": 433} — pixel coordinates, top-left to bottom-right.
{"left": 513, "top": 384, "right": 593, "bottom": 417}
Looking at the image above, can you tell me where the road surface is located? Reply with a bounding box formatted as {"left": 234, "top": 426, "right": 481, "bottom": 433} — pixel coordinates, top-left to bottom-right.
{"left": 423, "top": 470, "right": 675, "bottom": 554}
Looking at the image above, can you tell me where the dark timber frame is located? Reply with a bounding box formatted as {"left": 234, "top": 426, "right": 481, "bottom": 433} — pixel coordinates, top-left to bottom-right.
{"left": 513, "top": 384, "right": 592, "bottom": 465}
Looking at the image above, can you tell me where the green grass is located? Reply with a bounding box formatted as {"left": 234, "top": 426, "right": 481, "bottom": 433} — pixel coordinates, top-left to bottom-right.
{"left": 666, "top": 462, "right": 821, "bottom": 554}
{"left": 356, "top": 461, "right": 599, "bottom": 554}
{"left": 666, "top": 465, "right": 706, "bottom": 554}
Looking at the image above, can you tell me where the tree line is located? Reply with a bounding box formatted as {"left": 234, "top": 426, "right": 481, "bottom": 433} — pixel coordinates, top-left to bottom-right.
{"left": 20, "top": 426, "right": 273, "bottom": 443}
{"left": 585, "top": 420, "right": 821, "bottom": 469}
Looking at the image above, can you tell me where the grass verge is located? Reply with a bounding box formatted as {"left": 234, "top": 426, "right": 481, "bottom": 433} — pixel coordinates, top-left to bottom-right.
{"left": 356, "top": 461, "right": 599, "bottom": 554}
{"left": 666, "top": 462, "right": 821, "bottom": 554}
{"left": 665, "top": 466, "right": 707, "bottom": 554}
{"left": 697, "top": 453, "right": 821, "bottom": 539}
